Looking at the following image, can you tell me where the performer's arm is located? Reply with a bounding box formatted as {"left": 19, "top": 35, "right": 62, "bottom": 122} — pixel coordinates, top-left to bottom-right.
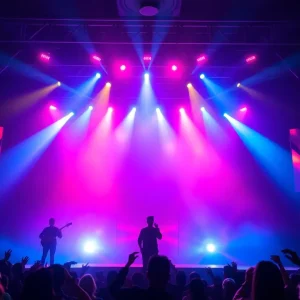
{"left": 156, "top": 228, "right": 162, "bottom": 240}
{"left": 138, "top": 229, "right": 143, "bottom": 250}
{"left": 39, "top": 229, "right": 45, "bottom": 239}
{"left": 57, "top": 228, "right": 62, "bottom": 239}
{"left": 154, "top": 224, "right": 162, "bottom": 240}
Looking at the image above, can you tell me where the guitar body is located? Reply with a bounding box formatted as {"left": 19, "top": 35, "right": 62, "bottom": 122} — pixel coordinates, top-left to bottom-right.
{"left": 40, "top": 222, "right": 72, "bottom": 247}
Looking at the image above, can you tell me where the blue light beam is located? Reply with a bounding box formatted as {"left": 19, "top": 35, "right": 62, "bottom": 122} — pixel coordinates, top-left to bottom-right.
{"left": 0, "top": 113, "right": 73, "bottom": 197}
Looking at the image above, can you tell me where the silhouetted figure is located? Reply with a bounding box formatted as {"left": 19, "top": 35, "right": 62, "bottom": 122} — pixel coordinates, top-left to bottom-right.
{"left": 39, "top": 218, "right": 62, "bottom": 266}
{"left": 183, "top": 278, "right": 207, "bottom": 300}
{"left": 110, "top": 254, "right": 173, "bottom": 300}
{"left": 79, "top": 274, "right": 99, "bottom": 299}
{"left": 222, "top": 278, "right": 237, "bottom": 300}
{"left": 138, "top": 216, "right": 162, "bottom": 272}
{"left": 252, "top": 261, "right": 285, "bottom": 300}
{"left": 233, "top": 267, "right": 254, "bottom": 300}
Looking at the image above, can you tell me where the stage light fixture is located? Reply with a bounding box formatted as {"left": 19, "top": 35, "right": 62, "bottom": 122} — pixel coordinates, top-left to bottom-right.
{"left": 49, "top": 105, "right": 57, "bottom": 111}
{"left": 108, "top": 107, "right": 113, "bottom": 113}
{"left": 206, "top": 243, "right": 216, "bottom": 253}
{"left": 88, "top": 105, "right": 93, "bottom": 110}
{"left": 224, "top": 113, "right": 229, "bottom": 118}
{"left": 83, "top": 240, "right": 98, "bottom": 254}
{"left": 120, "top": 65, "right": 126, "bottom": 71}
{"left": 106, "top": 82, "right": 112, "bottom": 87}
{"left": 57, "top": 81, "right": 61, "bottom": 86}
{"left": 92, "top": 55, "right": 101, "bottom": 62}
{"left": 179, "top": 108, "right": 185, "bottom": 114}
{"left": 40, "top": 53, "right": 50, "bottom": 62}
{"left": 171, "top": 65, "right": 178, "bottom": 71}
{"left": 197, "top": 55, "right": 206, "bottom": 63}
{"left": 201, "top": 107, "right": 206, "bottom": 112}
{"left": 240, "top": 107, "right": 247, "bottom": 112}
{"left": 200, "top": 74, "right": 205, "bottom": 79}
{"left": 96, "top": 73, "right": 101, "bottom": 79}
{"left": 187, "top": 83, "right": 192, "bottom": 88}
{"left": 143, "top": 56, "right": 152, "bottom": 61}
{"left": 237, "top": 83, "right": 241, "bottom": 87}
{"left": 69, "top": 112, "right": 75, "bottom": 117}
{"left": 246, "top": 55, "right": 256, "bottom": 63}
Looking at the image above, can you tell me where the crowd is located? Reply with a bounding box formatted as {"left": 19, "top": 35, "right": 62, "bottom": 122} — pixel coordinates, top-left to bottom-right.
{"left": 0, "top": 248, "right": 300, "bottom": 300}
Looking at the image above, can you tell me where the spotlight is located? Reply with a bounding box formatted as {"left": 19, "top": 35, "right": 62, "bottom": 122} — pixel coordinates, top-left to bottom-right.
{"left": 171, "top": 65, "right": 178, "bottom": 71}
{"left": 246, "top": 55, "right": 256, "bottom": 63}
{"left": 179, "top": 108, "right": 185, "bottom": 114}
{"left": 120, "top": 65, "right": 126, "bottom": 71}
{"left": 96, "top": 73, "right": 101, "bottom": 79}
{"left": 49, "top": 105, "right": 57, "bottom": 111}
{"left": 40, "top": 53, "right": 50, "bottom": 62}
{"left": 88, "top": 105, "right": 93, "bottom": 110}
{"left": 237, "top": 83, "right": 241, "bottom": 87}
{"left": 200, "top": 74, "right": 205, "bottom": 79}
{"left": 206, "top": 243, "right": 216, "bottom": 253}
{"left": 83, "top": 240, "right": 98, "bottom": 254}
{"left": 144, "top": 72, "right": 150, "bottom": 80}
{"left": 197, "top": 55, "right": 207, "bottom": 63}
{"left": 57, "top": 81, "right": 61, "bottom": 86}
{"left": 143, "top": 56, "right": 152, "bottom": 61}
{"left": 106, "top": 82, "right": 112, "bottom": 87}
{"left": 92, "top": 55, "right": 101, "bottom": 62}
{"left": 240, "top": 107, "right": 247, "bottom": 112}
{"left": 201, "top": 107, "right": 206, "bottom": 112}
{"left": 108, "top": 107, "right": 113, "bottom": 113}
{"left": 69, "top": 112, "right": 75, "bottom": 117}
{"left": 156, "top": 107, "right": 161, "bottom": 113}
{"left": 187, "top": 83, "right": 192, "bottom": 88}
{"left": 132, "top": 107, "right": 137, "bottom": 112}
{"left": 224, "top": 113, "right": 229, "bottom": 118}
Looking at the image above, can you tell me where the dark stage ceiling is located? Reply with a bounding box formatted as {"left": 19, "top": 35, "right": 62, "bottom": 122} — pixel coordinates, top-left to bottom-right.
{"left": 0, "top": 0, "right": 299, "bottom": 21}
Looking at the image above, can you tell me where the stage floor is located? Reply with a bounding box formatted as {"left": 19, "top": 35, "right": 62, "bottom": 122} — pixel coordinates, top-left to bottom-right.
{"left": 27, "top": 263, "right": 298, "bottom": 271}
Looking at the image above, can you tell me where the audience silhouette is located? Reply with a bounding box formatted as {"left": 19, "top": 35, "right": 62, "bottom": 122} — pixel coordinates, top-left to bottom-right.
{"left": 1, "top": 246, "right": 300, "bottom": 300}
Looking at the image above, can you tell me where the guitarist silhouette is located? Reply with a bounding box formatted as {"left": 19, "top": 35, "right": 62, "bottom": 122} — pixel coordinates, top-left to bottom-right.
{"left": 39, "top": 218, "right": 72, "bottom": 265}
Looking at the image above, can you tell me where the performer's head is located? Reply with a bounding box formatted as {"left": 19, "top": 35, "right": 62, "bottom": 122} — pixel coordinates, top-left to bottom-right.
{"left": 147, "top": 216, "right": 154, "bottom": 227}
{"left": 147, "top": 255, "right": 170, "bottom": 289}
{"left": 49, "top": 218, "right": 55, "bottom": 226}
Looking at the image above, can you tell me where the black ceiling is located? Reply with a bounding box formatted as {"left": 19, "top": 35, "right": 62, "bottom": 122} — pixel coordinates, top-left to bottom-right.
{"left": 0, "top": 0, "right": 299, "bottom": 21}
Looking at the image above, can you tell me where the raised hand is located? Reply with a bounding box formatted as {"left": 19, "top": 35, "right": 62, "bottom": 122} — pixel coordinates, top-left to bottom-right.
{"left": 21, "top": 256, "right": 29, "bottom": 266}
{"left": 231, "top": 261, "right": 238, "bottom": 272}
{"left": 126, "top": 252, "right": 139, "bottom": 267}
{"left": 282, "top": 249, "right": 300, "bottom": 266}
{"left": 4, "top": 249, "right": 12, "bottom": 261}
{"left": 206, "top": 267, "right": 214, "bottom": 277}
{"left": 82, "top": 263, "right": 89, "bottom": 273}
{"left": 271, "top": 255, "right": 281, "bottom": 265}
{"left": 64, "top": 261, "right": 77, "bottom": 271}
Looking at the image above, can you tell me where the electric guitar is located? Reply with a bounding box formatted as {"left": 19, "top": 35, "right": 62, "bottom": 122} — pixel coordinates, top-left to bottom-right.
{"left": 40, "top": 222, "right": 72, "bottom": 247}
